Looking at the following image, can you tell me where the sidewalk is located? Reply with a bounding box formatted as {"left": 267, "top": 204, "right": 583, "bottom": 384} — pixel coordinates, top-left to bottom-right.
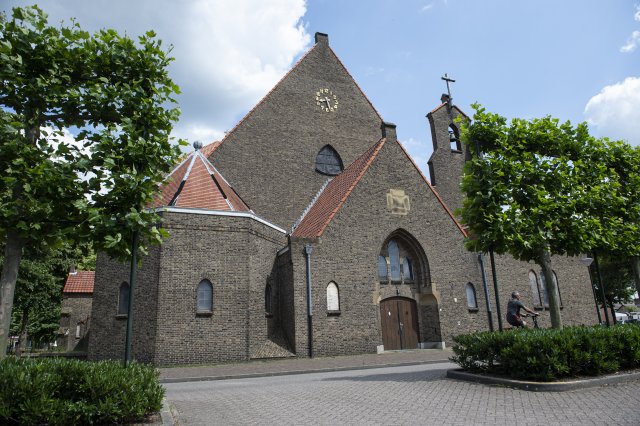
{"left": 159, "top": 348, "right": 454, "bottom": 383}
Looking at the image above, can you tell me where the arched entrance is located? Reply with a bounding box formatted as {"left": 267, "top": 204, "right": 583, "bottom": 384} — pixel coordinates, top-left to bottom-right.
{"left": 380, "top": 296, "right": 419, "bottom": 350}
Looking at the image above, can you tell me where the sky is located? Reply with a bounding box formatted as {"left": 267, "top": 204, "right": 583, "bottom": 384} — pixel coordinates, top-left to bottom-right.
{"left": 3, "top": 0, "right": 639, "bottom": 174}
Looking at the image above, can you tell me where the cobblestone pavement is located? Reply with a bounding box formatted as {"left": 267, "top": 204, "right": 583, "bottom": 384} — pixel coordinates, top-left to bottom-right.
{"left": 163, "top": 362, "right": 640, "bottom": 425}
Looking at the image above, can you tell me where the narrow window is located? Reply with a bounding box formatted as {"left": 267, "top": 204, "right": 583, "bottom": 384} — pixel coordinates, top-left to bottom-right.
{"left": 466, "top": 283, "right": 478, "bottom": 309}
{"left": 378, "top": 255, "right": 388, "bottom": 282}
{"left": 529, "top": 271, "right": 541, "bottom": 307}
{"left": 539, "top": 271, "right": 549, "bottom": 307}
{"left": 315, "top": 145, "right": 344, "bottom": 175}
{"left": 402, "top": 257, "right": 413, "bottom": 281}
{"left": 428, "top": 161, "right": 436, "bottom": 186}
{"left": 75, "top": 325, "right": 81, "bottom": 339}
{"left": 553, "top": 271, "right": 563, "bottom": 307}
{"left": 449, "top": 125, "right": 461, "bottom": 151}
{"left": 388, "top": 240, "right": 401, "bottom": 282}
{"left": 265, "top": 283, "right": 273, "bottom": 314}
{"left": 326, "top": 282, "right": 340, "bottom": 312}
{"left": 197, "top": 280, "right": 213, "bottom": 313}
{"left": 118, "top": 282, "right": 130, "bottom": 315}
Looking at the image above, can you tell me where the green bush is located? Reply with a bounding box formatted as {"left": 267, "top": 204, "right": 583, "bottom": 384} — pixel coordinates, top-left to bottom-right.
{"left": 450, "top": 324, "right": 640, "bottom": 381}
{"left": 0, "top": 357, "right": 164, "bottom": 425}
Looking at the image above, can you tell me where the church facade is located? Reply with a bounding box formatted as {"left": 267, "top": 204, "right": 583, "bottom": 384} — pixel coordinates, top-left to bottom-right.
{"left": 88, "top": 33, "right": 596, "bottom": 366}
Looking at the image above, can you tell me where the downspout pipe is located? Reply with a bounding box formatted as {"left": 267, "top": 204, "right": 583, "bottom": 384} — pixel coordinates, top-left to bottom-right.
{"left": 304, "top": 244, "right": 314, "bottom": 358}
{"left": 477, "top": 253, "right": 494, "bottom": 332}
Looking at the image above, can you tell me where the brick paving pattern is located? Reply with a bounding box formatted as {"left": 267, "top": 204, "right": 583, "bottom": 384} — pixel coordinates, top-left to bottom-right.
{"left": 164, "top": 362, "right": 640, "bottom": 425}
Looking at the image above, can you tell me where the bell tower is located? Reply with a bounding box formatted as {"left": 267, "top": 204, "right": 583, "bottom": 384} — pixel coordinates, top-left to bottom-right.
{"left": 426, "top": 75, "right": 469, "bottom": 215}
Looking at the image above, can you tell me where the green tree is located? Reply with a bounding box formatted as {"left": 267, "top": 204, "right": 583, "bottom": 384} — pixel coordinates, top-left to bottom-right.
{"left": 459, "top": 104, "right": 620, "bottom": 329}
{"left": 590, "top": 256, "right": 636, "bottom": 324}
{"left": 0, "top": 6, "right": 184, "bottom": 358}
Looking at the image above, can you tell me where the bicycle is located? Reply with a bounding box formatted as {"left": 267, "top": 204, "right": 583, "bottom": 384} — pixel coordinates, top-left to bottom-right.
{"left": 521, "top": 313, "right": 541, "bottom": 329}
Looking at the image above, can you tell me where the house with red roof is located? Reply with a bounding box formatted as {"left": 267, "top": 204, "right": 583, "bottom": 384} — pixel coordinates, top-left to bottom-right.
{"left": 58, "top": 270, "right": 94, "bottom": 352}
{"left": 88, "top": 33, "right": 595, "bottom": 366}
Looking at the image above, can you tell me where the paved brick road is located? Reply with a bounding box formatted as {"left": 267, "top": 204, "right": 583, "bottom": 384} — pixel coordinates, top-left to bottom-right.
{"left": 163, "top": 362, "right": 640, "bottom": 425}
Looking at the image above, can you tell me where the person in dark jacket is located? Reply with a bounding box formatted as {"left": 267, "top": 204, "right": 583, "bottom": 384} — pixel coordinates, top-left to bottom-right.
{"left": 506, "top": 291, "right": 538, "bottom": 327}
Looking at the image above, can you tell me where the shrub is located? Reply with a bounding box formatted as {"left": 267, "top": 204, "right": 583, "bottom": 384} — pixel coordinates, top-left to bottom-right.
{"left": 0, "top": 357, "right": 164, "bottom": 425}
{"left": 450, "top": 324, "right": 640, "bottom": 381}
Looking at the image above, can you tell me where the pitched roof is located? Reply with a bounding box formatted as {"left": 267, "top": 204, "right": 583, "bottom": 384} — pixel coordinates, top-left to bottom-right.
{"left": 428, "top": 102, "right": 470, "bottom": 119}
{"left": 292, "top": 138, "right": 386, "bottom": 238}
{"left": 291, "top": 136, "right": 468, "bottom": 239}
{"left": 63, "top": 271, "right": 95, "bottom": 294}
{"left": 150, "top": 144, "right": 250, "bottom": 212}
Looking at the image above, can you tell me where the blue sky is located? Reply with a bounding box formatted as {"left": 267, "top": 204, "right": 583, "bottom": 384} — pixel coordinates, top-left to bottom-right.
{"left": 4, "top": 0, "right": 639, "bottom": 173}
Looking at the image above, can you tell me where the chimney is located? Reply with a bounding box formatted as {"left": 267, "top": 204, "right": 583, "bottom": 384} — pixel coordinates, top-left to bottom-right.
{"left": 440, "top": 93, "right": 450, "bottom": 105}
{"left": 69, "top": 264, "right": 77, "bottom": 275}
{"left": 381, "top": 122, "right": 397, "bottom": 143}
{"left": 315, "top": 32, "right": 329, "bottom": 45}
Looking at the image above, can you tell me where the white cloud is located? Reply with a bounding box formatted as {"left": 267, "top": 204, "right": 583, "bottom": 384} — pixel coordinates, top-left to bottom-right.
{"left": 584, "top": 77, "right": 640, "bottom": 144}
{"left": 635, "top": 4, "right": 640, "bottom": 21}
{"left": 421, "top": 3, "right": 434, "bottom": 13}
{"left": 4, "top": 0, "right": 311, "bottom": 144}
{"left": 621, "top": 30, "right": 640, "bottom": 53}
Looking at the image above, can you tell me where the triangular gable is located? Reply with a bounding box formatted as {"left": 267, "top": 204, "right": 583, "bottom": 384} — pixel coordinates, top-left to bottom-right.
{"left": 428, "top": 102, "right": 469, "bottom": 119}
{"left": 292, "top": 138, "right": 386, "bottom": 238}
{"left": 211, "top": 38, "right": 383, "bottom": 157}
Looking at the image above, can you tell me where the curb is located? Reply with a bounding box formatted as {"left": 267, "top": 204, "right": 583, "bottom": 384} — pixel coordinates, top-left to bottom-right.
{"left": 160, "top": 398, "right": 176, "bottom": 426}
{"left": 160, "top": 359, "right": 453, "bottom": 384}
{"left": 446, "top": 368, "right": 640, "bottom": 392}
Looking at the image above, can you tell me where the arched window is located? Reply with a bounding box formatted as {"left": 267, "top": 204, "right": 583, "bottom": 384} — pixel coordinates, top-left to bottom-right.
{"left": 529, "top": 270, "right": 542, "bottom": 307}
{"left": 465, "top": 283, "right": 478, "bottom": 309}
{"left": 326, "top": 282, "right": 340, "bottom": 312}
{"left": 378, "top": 255, "right": 388, "bottom": 282}
{"left": 553, "top": 271, "right": 563, "bottom": 307}
{"left": 197, "top": 280, "right": 213, "bottom": 313}
{"left": 403, "top": 257, "right": 413, "bottom": 281}
{"left": 449, "top": 124, "right": 461, "bottom": 151}
{"left": 315, "top": 145, "right": 343, "bottom": 175}
{"left": 379, "top": 238, "right": 417, "bottom": 285}
{"left": 265, "top": 283, "right": 272, "bottom": 314}
{"left": 388, "top": 240, "right": 401, "bottom": 282}
{"left": 118, "top": 282, "right": 130, "bottom": 315}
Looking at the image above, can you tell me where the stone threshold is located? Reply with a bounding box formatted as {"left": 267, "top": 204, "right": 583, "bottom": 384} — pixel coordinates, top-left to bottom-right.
{"left": 446, "top": 368, "right": 640, "bottom": 392}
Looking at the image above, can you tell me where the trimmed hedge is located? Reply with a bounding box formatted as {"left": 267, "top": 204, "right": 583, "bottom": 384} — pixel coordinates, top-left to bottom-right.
{"left": 450, "top": 324, "right": 640, "bottom": 381}
{"left": 0, "top": 357, "right": 164, "bottom": 425}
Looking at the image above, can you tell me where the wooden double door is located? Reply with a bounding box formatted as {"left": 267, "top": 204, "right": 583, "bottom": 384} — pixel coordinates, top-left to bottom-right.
{"left": 380, "top": 297, "right": 419, "bottom": 350}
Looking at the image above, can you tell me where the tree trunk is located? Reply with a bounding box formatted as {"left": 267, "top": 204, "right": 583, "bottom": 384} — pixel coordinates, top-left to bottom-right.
{"left": 632, "top": 256, "right": 640, "bottom": 301}
{"left": 0, "top": 230, "right": 25, "bottom": 359}
{"left": 608, "top": 296, "right": 617, "bottom": 325}
{"left": 15, "top": 309, "right": 29, "bottom": 358}
{"left": 539, "top": 246, "right": 562, "bottom": 329}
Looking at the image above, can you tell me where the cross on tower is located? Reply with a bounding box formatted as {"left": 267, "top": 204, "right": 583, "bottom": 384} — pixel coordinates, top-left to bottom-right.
{"left": 441, "top": 73, "right": 455, "bottom": 104}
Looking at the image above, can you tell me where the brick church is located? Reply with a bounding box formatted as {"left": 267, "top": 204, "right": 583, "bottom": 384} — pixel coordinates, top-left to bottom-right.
{"left": 88, "top": 33, "right": 596, "bottom": 366}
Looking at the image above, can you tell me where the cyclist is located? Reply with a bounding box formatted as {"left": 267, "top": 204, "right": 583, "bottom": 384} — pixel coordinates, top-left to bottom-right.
{"left": 506, "top": 291, "right": 538, "bottom": 328}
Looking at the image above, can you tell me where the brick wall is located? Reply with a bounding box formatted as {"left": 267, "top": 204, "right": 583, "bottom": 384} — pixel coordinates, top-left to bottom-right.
{"left": 58, "top": 294, "right": 92, "bottom": 352}
{"left": 211, "top": 36, "right": 383, "bottom": 230}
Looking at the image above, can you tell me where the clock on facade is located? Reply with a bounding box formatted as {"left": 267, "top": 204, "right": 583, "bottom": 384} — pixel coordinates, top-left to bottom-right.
{"left": 315, "top": 88, "right": 338, "bottom": 112}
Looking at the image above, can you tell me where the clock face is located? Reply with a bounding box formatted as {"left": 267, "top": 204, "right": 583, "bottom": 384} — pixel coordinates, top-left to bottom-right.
{"left": 315, "top": 88, "right": 338, "bottom": 112}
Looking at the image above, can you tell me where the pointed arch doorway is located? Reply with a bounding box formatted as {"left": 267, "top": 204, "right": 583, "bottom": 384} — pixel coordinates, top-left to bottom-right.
{"left": 380, "top": 296, "right": 419, "bottom": 350}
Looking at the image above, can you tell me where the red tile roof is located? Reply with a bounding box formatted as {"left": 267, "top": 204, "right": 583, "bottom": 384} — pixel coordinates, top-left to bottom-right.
{"left": 150, "top": 144, "right": 250, "bottom": 212}
{"left": 63, "top": 271, "right": 95, "bottom": 294}
{"left": 292, "top": 137, "right": 386, "bottom": 238}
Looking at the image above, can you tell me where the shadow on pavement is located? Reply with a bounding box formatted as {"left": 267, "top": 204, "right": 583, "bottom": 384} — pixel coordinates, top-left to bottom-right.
{"left": 321, "top": 367, "right": 450, "bottom": 383}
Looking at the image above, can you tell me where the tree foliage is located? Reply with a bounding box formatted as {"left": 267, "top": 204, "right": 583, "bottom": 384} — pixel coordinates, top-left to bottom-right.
{"left": 459, "top": 104, "right": 640, "bottom": 329}
{"left": 0, "top": 5, "right": 184, "bottom": 357}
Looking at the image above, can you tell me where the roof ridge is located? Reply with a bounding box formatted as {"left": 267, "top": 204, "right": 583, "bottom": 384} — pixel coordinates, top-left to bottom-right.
{"left": 291, "top": 178, "right": 333, "bottom": 234}
{"left": 213, "top": 43, "right": 319, "bottom": 153}
{"left": 326, "top": 46, "right": 383, "bottom": 121}
{"left": 292, "top": 137, "right": 387, "bottom": 238}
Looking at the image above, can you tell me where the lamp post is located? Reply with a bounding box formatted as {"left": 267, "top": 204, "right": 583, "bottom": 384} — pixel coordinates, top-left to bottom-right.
{"left": 580, "top": 257, "right": 602, "bottom": 325}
